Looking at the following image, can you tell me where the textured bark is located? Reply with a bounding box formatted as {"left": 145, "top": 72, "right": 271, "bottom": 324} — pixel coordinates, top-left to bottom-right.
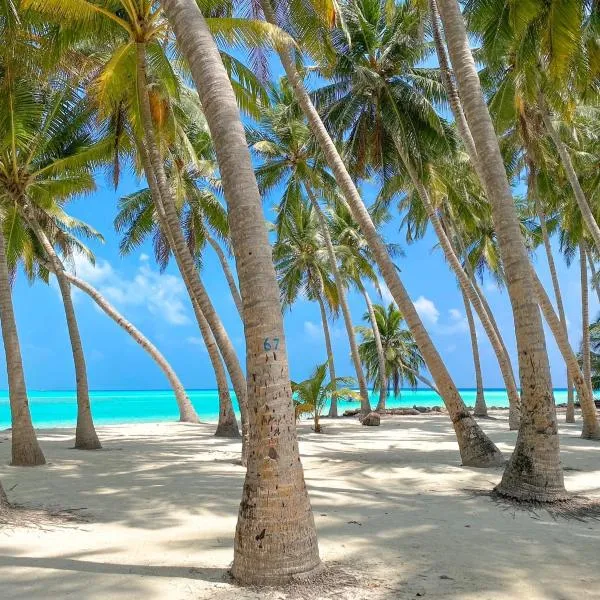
{"left": 317, "top": 294, "right": 338, "bottom": 417}
{"left": 136, "top": 46, "right": 247, "bottom": 449}
{"left": 533, "top": 275, "right": 600, "bottom": 438}
{"left": 161, "top": 0, "right": 320, "bottom": 584}
{"left": 304, "top": 183, "right": 371, "bottom": 414}
{"left": 361, "top": 288, "right": 387, "bottom": 412}
{"left": 205, "top": 232, "right": 243, "bottom": 317}
{"left": 26, "top": 213, "right": 101, "bottom": 450}
{"left": 462, "top": 289, "right": 487, "bottom": 417}
{"left": 541, "top": 104, "right": 600, "bottom": 252}
{"left": 258, "top": 0, "right": 503, "bottom": 468}
{"left": 436, "top": 0, "right": 566, "bottom": 500}
{"left": 581, "top": 245, "right": 593, "bottom": 398}
{"left": 60, "top": 268, "right": 200, "bottom": 424}
{"left": 537, "top": 205, "right": 575, "bottom": 422}
{"left": 401, "top": 154, "right": 520, "bottom": 425}
{"left": 0, "top": 230, "right": 45, "bottom": 466}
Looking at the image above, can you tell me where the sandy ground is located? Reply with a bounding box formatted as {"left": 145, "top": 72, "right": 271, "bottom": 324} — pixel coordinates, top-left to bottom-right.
{"left": 0, "top": 412, "right": 599, "bottom": 600}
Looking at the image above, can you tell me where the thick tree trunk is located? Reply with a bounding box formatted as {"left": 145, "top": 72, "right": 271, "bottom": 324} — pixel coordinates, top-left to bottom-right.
{"left": 135, "top": 48, "right": 247, "bottom": 449}
{"left": 60, "top": 268, "right": 200, "bottom": 424}
{"left": 205, "top": 232, "right": 243, "bottom": 317}
{"left": 26, "top": 213, "right": 101, "bottom": 450}
{"left": 581, "top": 245, "right": 593, "bottom": 399}
{"left": 401, "top": 153, "right": 520, "bottom": 426}
{"left": 361, "top": 288, "right": 387, "bottom": 412}
{"left": 533, "top": 274, "right": 600, "bottom": 438}
{"left": 161, "top": 0, "right": 320, "bottom": 584}
{"left": 256, "top": 0, "right": 504, "bottom": 468}
{"left": 436, "top": 0, "right": 566, "bottom": 500}
{"left": 537, "top": 205, "right": 575, "bottom": 422}
{"left": 0, "top": 230, "right": 45, "bottom": 466}
{"left": 317, "top": 295, "right": 338, "bottom": 417}
{"left": 541, "top": 105, "right": 600, "bottom": 252}
{"left": 462, "top": 289, "right": 487, "bottom": 417}
{"left": 304, "top": 183, "right": 371, "bottom": 414}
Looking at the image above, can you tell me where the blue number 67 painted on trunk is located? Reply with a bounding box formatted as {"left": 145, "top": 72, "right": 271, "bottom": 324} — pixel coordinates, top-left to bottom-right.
{"left": 263, "top": 337, "right": 280, "bottom": 351}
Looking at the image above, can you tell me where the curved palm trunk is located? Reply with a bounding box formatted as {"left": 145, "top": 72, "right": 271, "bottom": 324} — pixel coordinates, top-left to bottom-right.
{"left": 533, "top": 275, "right": 600, "bottom": 438}
{"left": 436, "top": 0, "right": 566, "bottom": 500}
{"left": 317, "top": 295, "right": 338, "bottom": 417}
{"left": 161, "top": 0, "right": 320, "bottom": 584}
{"left": 540, "top": 105, "right": 600, "bottom": 252}
{"left": 461, "top": 289, "right": 487, "bottom": 416}
{"left": 400, "top": 154, "right": 520, "bottom": 427}
{"left": 0, "top": 230, "right": 45, "bottom": 466}
{"left": 361, "top": 288, "right": 387, "bottom": 412}
{"left": 61, "top": 268, "right": 200, "bottom": 424}
{"left": 205, "top": 232, "right": 243, "bottom": 317}
{"left": 135, "top": 43, "right": 249, "bottom": 445}
{"left": 258, "top": 0, "right": 503, "bottom": 467}
{"left": 304, "top": 183, "right": 371, "bottom": 414}
{"left": 581, "top": 245, "right": 593, "bottom": 398}
{"left": 406, "top": 367, "right": 440, "bottom": 395}
{"left": 25, "top": 213, "right": 101, "bottom": 450}
{"left": 537, "top": 205, "right": 575, "bottom": 422}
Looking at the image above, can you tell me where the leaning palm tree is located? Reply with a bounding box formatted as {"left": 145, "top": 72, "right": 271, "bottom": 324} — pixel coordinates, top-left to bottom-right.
{"left": 357, "top": 303, "right": 430, "bottom": 400}
{"left": 435, "top": 0, "right": 573, "bottom": 500}
{"left": 160, "top": 0, "right": 321, "bottom": 584}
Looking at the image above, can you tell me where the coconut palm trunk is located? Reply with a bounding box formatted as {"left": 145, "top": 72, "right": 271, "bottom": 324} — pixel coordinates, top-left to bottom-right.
{"left": 580, "top": 245, "right": 593, "bottom": 398}
{"left": 461, "top": 289, "right": 487, "bottom": 416}
{"left": 304, "top": 183, "right": 371, "bottom": 414}
{"left": 160, "top": 0, "right": 320, "bottom": 584}
{"left": 256, "top": 0, "right": 504, "bottom": 468}
{"left": 536, "top": 204, "right": 575, "bottom": 422}
{"left": 205, "top": 232, "right": 243, "bottom": 317}
{"left": 317, "top": 294, "right": 338, "bottom": 417}
{"left": 25, "top": 211, "right": 101, "bottom": 449}
{"left": 0, "top": 229, "right": 45, "bottom": 466}
{"left": 540, "top": 104, "right": 600, "bottom": 252}
{"left": 533, "top": 274, "right": 600, "bottom": 438}
{"left": 59, "top": 267, "right": 200, "bottom": 424}
{"left": 407, "top": 367, "right": 439, "bottom": 395}
{"left": 360, "top": 287, "right": 388, "bottom": 412}
{"left": 135, "top": 43, "right": 249, "bottom": 442}
{"left": 436, "top": 0, "right": 567, "bottom": 500}
{"left": 399, "top": 152, "right": 520, "bottom": 427}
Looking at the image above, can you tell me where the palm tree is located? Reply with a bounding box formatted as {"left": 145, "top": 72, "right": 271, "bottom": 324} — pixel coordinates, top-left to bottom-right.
{"left": 435, "top": 0, "right": 571, "bottom": 500}
{"left": 253, "top": 0, "right": 503, "bottom": 468}
{"left": 251, "top": 80, "right": 372, "bottom": 415}
{"left": 160, "top": 0, "right": 320, "bottom": 583}
{"left": 357, "top": 303, "right": 430, "bottom": 400}
{"left": 292, "top": 363, "right": 357, "bottom": 433}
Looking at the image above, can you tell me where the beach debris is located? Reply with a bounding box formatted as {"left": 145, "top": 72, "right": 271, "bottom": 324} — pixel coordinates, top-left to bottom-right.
{"left": 361, "top": 412, "right": 381, "bottom": 426}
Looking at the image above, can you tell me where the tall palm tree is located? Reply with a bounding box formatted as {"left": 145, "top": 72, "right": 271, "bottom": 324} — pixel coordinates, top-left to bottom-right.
{"left": 252, "top": 0, "right": 504, "bottom": 468}
{"left": 251, "top": 80, "right": 372, "bottom": 415}
{"left": 435, "top": 0, "right": 570, "bottom": 500}
{"left": 160, "top": 0, "right": 320, "bottom": 583}
{"left": 357, "top": 303, "right": 429, "bottom": 399}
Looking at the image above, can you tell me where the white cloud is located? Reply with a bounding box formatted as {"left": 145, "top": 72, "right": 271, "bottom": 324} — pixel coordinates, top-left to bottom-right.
{"left": 449, "top": 308, "right": 462, "bottom": 321}
{"left": 413, "top": 296, "right": 440, "bottom": 324}
{"left": 70, "top": 253, "right": 190, "bottom": 326}
{"left": 303, "top": 320, "right": 323, "bottom": 341}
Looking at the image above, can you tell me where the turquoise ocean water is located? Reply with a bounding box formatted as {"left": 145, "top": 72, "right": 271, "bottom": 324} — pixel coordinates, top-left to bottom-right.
{"left": 0, "top": 388, "right": 571, "bottom": 429}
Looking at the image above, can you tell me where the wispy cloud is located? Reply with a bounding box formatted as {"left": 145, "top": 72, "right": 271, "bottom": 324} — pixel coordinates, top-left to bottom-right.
{"left": 71, "top": 253, "right": 191, "bottom": 326}
{"left": 413, "top": 296, "right": 440, "bottom": 324}
{"left": 413, "top": 297, "right": 468, "bottom": 335}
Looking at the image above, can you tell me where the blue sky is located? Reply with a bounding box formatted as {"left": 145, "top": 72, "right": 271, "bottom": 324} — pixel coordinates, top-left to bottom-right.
{"left": 4, "top": 160, "right": 594, "bottom": 392}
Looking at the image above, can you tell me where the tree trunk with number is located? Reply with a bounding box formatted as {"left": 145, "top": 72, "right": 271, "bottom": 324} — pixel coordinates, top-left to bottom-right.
{"left": 256, "top": 0, "right": 504, "bottom": 468}
{"left": 0, "top": 229, "right": 45, "bottom": 466}
{"left": 161, "top": 0, "right": 320, "bottom": 583}
{"left": 436, "top": 0, "right": 567, "bottom": 500}
{"left": 317, "top": 294, "right": 338, "bottom": 417}
{"left": 26, "top": 211, "right": 101, "bottom": 450}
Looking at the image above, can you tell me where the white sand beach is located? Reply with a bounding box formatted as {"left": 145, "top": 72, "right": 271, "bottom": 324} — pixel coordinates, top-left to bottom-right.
{"left": 1, "top": 413, "right": 599, "bottom": 600}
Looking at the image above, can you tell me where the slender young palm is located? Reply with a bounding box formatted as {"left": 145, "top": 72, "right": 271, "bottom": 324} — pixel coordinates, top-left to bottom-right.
{"left": 357, "top": 303, "right": 427, "bottom": 399}
{"left": 254, "top": 0, "right": 504, "bottom": 468}
{"left": 251, "top": 81, "right": 371, "bottom": 414}
{"left": 292, "top": 363, "right": 357, "bottom": 433}
{"left": 436, "top": 0, "right": 571, "bottom": 500}
{"left": 161, "top": 0, "right": 320, "bottom": 583}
